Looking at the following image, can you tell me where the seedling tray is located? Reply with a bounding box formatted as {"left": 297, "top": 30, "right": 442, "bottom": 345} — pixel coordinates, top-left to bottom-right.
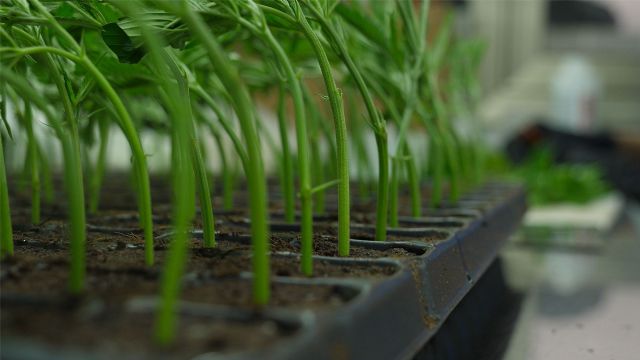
{"left": 1, "top": 183, "right": 526, "bottom": 360}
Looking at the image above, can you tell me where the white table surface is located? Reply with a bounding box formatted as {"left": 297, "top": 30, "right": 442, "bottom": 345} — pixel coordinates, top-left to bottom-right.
{"left": 501, "top": 205, "right": 640, "bottom": 360}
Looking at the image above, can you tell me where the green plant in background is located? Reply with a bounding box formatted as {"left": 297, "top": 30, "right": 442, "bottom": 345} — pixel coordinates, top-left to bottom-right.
{"left": 306, "top": 2, "right": 390, "bottom": 241}
{"left": 1, "top": 65, "right": 86, "bottom": 292}
{"left": 106, "top": 1, "right": 200, "bottom": 344}
{"left": 1, "top": 0, "right": 156, "bottom": 270}
{"left": 15, "top": 101, "right": 40, "bottom": 224}
{"left": 88, "top": 117, "right": 109, "bottom": 214}
{"left": 219, "top": 0, "right": 315, "bottom": 274}
{"left": 337, "top": 0, "right": 429, "bottom": 222}
{"left": 170, "top": 1, "right": 271, "bottom": 306}
{"left": 512, "top": 147, "right": 609, "bottom": 205}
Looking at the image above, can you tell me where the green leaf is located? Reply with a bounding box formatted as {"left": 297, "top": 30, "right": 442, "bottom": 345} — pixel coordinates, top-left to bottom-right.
{"left": 0, "top": 89, "right": 12, "bottom": 139}
{"left": 334, "top": 2, "right": 387, "bottom": 50}
{"left": 92, "top": 2, "right": 121, "bottom": 24}
{"left": 101, "top": 22, "right": 145, "bottom": 64}
{"left": 52, "top": 2, "right": 75, "bottom": 18}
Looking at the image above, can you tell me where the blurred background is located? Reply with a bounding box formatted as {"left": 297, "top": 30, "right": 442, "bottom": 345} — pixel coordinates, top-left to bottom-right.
{"left": 433, "top": 1, "right": 640, "bottom": 359}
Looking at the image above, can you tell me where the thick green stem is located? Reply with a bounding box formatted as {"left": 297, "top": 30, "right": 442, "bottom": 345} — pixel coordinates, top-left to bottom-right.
{"left": 4, "top": 44, "right": 157, "bottom": 266}
{"left": 1, "top": 63, "right": 86, "bottom": 291}
{"left": 191, "top": 86, "right": 249, "bottom": 168}
{"left": 43, "top": 54, "right": 87, "bottom": 294}
{"left": 167, "top": 69, "right": 215, "bottom": 250}
{"left": 311, "top": 139, "right": 326, "bottom": 214}
{"left": 0, "top": 134, "right": 12, "bottom": 257}
{"left": 308, "top": 6, "right": 388, "bottom": 241}
{"left": 431, "top": 135, "right": 445, "bottom": 207}
{"left": 191, "top": 135, "right": 216, "bottom": 248}
{"left": 260, "top": 27, "right": 313, "bottom": 275}
{"left": 276, "top": 85, "right": 295, "bottom": 223}
{"left": 181, "top": 4, "right": 270, "bottom": 303}
{"left": 23, "top": 101, "right": 40, "bottom": 224}
{"left": 352, "top": 125, "right": 370, "bottom": 199}
{"left": 110, "top": 0, "right": 200, "bottom": 344}
{"left": 302, "top": 85, "right": 329, "bottom": 215}
{"left": 36, "top": 142, "right": 54, "bottom": 204}
{"left": 156, "top": 127, "right": 194, "bottom": 344}
{"left": 405, "top": 142, "right": 421, "bottom": 217}
{"left": 428, "top": 71, "right": 461, "bottom": 203}
{"left": 60, "top": 133, "right": 86, "bottom": 293}
{"left": 388, "top": 157, "right": 400, "bottom": 227}
{"left": 80, "top": 58, "right": 154, "bottom": 265}
{"left": 207, "top": 120, "right": 234, "bottom": 211}
{"left": 388, "top": 103, "right": 421, "bottom": 223}
{"left": 414, "top": 103, "right": 445, "bottom": 208}
{"left": 89, "top": 119, "right": 109, "bottom": 214}
{"left": 293, "top": 0, "right": 350, "bottom": 256}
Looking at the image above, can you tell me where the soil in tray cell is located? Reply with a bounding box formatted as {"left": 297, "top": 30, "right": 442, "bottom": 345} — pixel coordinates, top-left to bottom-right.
{"left": 2, "top": 303, "right": 299, "bottom": 359}
{"left": 1, "top": 262, "right": 354, "bottom": 357}
{"left": 2, "top": 260, "right": 359, "bottom": 311}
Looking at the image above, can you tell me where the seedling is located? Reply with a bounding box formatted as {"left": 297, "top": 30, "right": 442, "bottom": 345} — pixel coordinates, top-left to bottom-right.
{"left": 0, "top": 0, "right": 496, "bottom": 351}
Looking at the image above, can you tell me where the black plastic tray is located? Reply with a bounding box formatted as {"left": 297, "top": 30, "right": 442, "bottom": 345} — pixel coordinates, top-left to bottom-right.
{"left": 1, "top": 183, "right": 526, "bottom": 360}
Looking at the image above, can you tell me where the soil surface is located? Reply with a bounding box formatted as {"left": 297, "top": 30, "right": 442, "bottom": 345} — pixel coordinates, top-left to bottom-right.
{"left": 3, "top": 188, "right": 410, "bottom": 358}
{"left": 2, "top": 307, "right": 298, "bottom": 359}
{"left": 3, "top": 176, "right": 519, "bottom": 358}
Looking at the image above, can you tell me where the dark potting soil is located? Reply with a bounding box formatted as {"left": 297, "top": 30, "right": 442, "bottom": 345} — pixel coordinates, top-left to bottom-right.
{"left": 4, "top": 236, "right": 400, "bottom": 285}
{"left": 1, "top": 258, "right": 356, "bottom": 357}
{"left": 2, "top": 178, "right": 467, "bottom": 358}
{"left": 2, "top": 306, "right": 297, "bottom": 359}
{"left": 1, "top": 260, "right": 357, "bottom": 310}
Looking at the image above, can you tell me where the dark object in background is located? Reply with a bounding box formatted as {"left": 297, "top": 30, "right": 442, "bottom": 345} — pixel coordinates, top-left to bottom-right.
{"left": 506, "top": 122, "right": 640, "bottom": 202}
{"left": 548, "top": 0, "right": 616, "bottom": 27}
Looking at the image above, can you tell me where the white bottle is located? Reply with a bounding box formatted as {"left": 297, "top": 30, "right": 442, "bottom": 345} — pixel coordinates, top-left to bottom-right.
{"left": 550, "top": 55, "right": 601, "bottom": 134}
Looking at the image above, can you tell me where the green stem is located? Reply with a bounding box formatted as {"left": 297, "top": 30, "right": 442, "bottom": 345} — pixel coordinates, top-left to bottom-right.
{"left": 80, "top": 57, "right": 154, "bottom": 265}
{"left": 1, "top": 64, "right": 85, "bottom": 292}
{"left": 0, "top": 134, "right": 12, "bottom": 257}
{"left": 310, "top": 179, "right": 341, "bottom": 195}
{"left": 405, "top": 142, "right": 421, "bottom": 217}
{"left": 303, "top": 85, "right": 331, "bottom": 215}
{"left": 157, "top": 127, "right": 194, "bottom": 344}
{"left": 191, "top": 86, "right": 249, "bottom": 168}
{"left": 2, "top": 43, "right": 157, "bottom": 266}
{"left": 89, "top": 119, "right": 109, "bottom": 214}
{"left": 181, "top": 3, "right": 270, "bottom": 303}
{"left": 276, "top": 85, "right": 295, "bottom": 223}
{"left": 164, "top": 60, "right": 215, "bottom": 249}
{"left": 110, "top": 0, "right": 198, "bottom": 345}
{"left": 42, "top": 53, "right": 86, "bottom": 294}
{"left": 443, "top": 131, "right": 461, "bottom": 202}
{"left": 431, "top": 135, "right": 445, "bottom": 207}
{"left": 307, "top": 5, "right": 389, "bottom": 241}
{"left": 428, "top": 70, "right": 461, "bottom": 203}
{"left": 191, "top": 135, "right": 216, "bottom": 248}
{"left": 388, "top": 157, "right": 399, "bottom": 227}
{"left": 352, "top": 125, "right": 370, "bottom": 199}
{"left": 61, "top": 132, "right": 85, "bottom": 293}
{"left": 23, "top": 101, "right": 40, "bottom": 224}
{"left": 259, "top": 21, "right": 313, "bottom": 275}
{"left": 36, "top": 142, "right": 54, "bottom": 204}
{"left": 292, "top": 0, "right": 350, "bottom": 256}
{"left": 207, "top": 119, "right": 234, "bottom": 211}
{"left": 310, "top": 135, "right": 326, "bottom": 214}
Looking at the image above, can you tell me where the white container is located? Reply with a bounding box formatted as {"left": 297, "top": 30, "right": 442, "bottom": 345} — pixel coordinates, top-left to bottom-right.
{"left": 550, "top": 55, "right": 601, "bottom": 134}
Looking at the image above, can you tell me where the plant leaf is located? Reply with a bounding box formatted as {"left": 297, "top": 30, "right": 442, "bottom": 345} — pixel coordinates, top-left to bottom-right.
{"left": 101, "top": 22, "right": 145, "bottom": 64}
